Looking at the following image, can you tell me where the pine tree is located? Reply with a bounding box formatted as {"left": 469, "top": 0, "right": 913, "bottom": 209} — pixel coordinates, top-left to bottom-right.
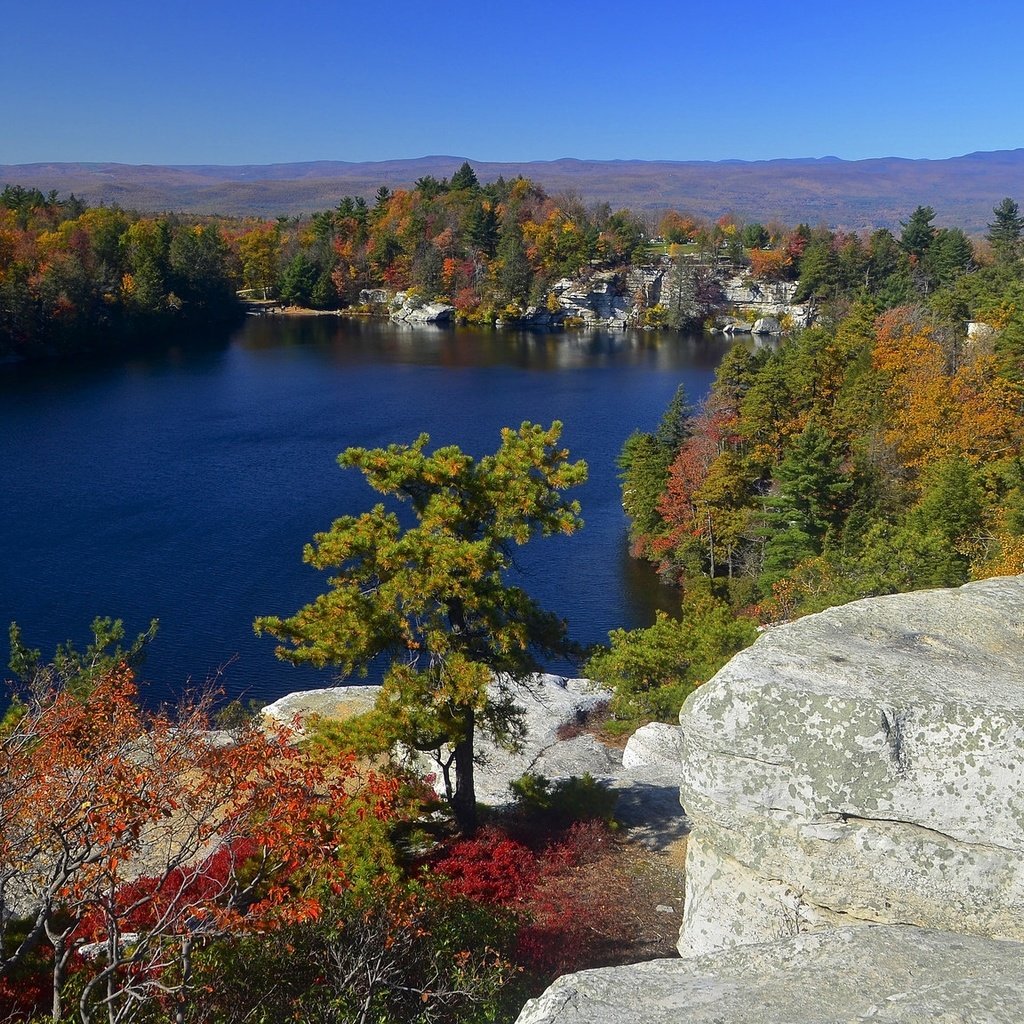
{"left": 450, "top": 161, "right": 480, "bottom": 191}
{"left": 987, "top": 197, "right": 1024, "bottom": 267}
{"left": 255, "top": 423, "right": 587, "bottom": 834}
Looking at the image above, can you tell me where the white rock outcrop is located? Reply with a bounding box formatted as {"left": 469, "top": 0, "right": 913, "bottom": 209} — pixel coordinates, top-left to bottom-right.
{"left": 449, "top": 674, "right": 616, "bottom": 805}
{"left": 678, "top": 576, "right": 1024, "bottom": 956}
{"left": 389, "top": 293, "right": 455, "bottom": 324}
{"left": 551, "top": 273, "right": 630, "bottom": 328}
{"left": 261, "top": 685, "right": 381, "bottom": 735}
{"left": 751, "top": 315, "right": 782, "bottom": 334}
{"left": 621, "top": 722, "right": 683, "bottom": 772}
{"left": 514, "top": 926, "right": 1024, "bottom": 1024}
{"left": 721, "top": 273, "right": 814, "bottom": 328}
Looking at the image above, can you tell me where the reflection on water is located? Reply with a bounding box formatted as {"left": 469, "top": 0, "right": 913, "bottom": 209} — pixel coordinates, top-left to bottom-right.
{"left": 0, "top": 318, "right": 732, "bottom": 704}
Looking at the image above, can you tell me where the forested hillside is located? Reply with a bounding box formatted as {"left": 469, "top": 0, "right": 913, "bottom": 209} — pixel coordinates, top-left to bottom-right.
{"left": 594, "top": 198, "right": 1024, "bottom": 725}
{"left": 5, "top": 149, "right": 1024, "bottom": 230}
{"left": 6, "top": 164, "right": 1023, "bottom": 360}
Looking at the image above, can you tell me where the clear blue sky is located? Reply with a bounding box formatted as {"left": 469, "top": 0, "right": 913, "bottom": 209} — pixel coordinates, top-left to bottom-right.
{"left": 4, "top": 0, "right": 1022, "bottom": 165}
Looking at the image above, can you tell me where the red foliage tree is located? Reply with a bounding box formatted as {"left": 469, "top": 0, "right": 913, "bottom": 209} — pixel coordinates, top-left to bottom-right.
{"left": 0, "top": 667, "right": 396, "bottom": 1023}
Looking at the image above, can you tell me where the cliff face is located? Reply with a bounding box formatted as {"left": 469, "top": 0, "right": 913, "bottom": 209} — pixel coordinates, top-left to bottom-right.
{"left": 678, "top": 576, "right": 1024, "bottom": 954}
{"left": 367, "top": 262, "right": 812, "bottom": 331}
{"left": 516, "top": 577, "right": 1024, "bottom": 1023}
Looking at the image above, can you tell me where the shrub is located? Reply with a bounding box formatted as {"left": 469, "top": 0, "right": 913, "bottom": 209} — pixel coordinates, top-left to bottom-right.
{"left": 509, "top": 772, "right": 618, "bottom": 826}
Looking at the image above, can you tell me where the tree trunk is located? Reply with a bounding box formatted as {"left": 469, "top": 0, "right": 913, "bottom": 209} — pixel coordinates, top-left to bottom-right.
{"left": 50, "top": 936, "right": 64, "bottom": 1023}
{"left": 450, "top": 709, "right": 477, "bottom": 835}
{"left": 174, "top": 936, "right": 194, "bottom": 1024}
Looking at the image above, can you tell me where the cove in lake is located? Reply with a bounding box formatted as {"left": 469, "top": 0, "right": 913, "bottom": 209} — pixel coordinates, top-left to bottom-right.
{"left": 0, "top": 318, "right": 734, "bottom": 705}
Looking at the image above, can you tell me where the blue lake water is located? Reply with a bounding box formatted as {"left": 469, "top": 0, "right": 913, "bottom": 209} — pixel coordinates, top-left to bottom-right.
{"left": 0, "top": 317, "right": 733, "bottom": 705}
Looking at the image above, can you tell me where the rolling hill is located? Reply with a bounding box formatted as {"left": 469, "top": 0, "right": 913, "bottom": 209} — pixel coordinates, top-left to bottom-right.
{"left": 3, "top": 150, "right": 1024, "bottom": 232}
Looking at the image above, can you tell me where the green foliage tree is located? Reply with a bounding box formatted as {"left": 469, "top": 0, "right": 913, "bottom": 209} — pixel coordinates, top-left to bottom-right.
{"left": 169, "top": 224, "right": 234, "bottom": 313}
{"left": 794, "top": 237, "right": 840, "bottom": 301}
{"left": 741, "top": 223, "right": 770, "bottom": 249}
{"left": 987, "top": 197, "right": 1024, "bottom": 268}
{"left": 585, "top": 587, "right": 756, "bottom": 725}
{"left": 7, "top": 615, "right": 158, "bottom": 703}
{"left": 450, "top": 161, "right": 481, "bottom": 191}
{"left": 466, "top": 202, "right": 500, "bottom": 257}
{"left": 496, "top": 213, "right": 531, "bottom": 303}
{"left": 255, "top": 422, "right": 587, "bottom": 834}
{"left": 900, "top": 205, "right": 937, "bottom": 262}
{"left": 279, "top": 252, "right": 319, "bottom": 307}
{"left": 619, "top": 385, "right": 693, "bottom": 552}
{"left": 768, "top": 421, "right": 852, "bottom": 543}
{"left": 929, "top": 227, "right": 974, "bottom": 289}
{"left": 122, "top": 218, "right": 171, "bottom": 313}
{"left": 654, "top": 383, "right": 694, "bottom": 452}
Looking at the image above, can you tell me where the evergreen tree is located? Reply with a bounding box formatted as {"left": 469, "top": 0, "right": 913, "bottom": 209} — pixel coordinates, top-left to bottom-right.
{"left": 987, "top": 197, "right": 1024, "bottom": 268}
{"left": 466, "top": 202, "right": 500, "bottom": 257}
{"left": 255, "top": 423, "right": 587, "bottom": 835}
{"left": 767, "top": 421, "right": 852, "bottom": 543}
{"left": 496, "top": 213, "right": 531, "bottom": 302}
{"left": 929, "top": 228, "right": 974, "bottom": 288}
{"left": 794, "top": 237, "right": 840, "bottom": 301}
{"left": 654, "top": 383, "right": 694, "bottom": 452}
{"left": 279, "top": 252, "right": 319, "bottom": 307}
{"left": 619, "top": 431, "right": 672, "bottom": 551}
{"left": 450, "top": 161, "right": 480, "bottom": 191}
{"left": 900, "top": 205, "right": 937, "bottom": 261}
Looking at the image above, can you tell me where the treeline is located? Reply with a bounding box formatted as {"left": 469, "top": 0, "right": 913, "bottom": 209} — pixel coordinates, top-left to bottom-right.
{"left": 0, "top": 185, "right": 243, "bottom": 359}
{"left": 9, "top": 163, "right": 1024, "bottom": 360}
{"left": 596, "top": 197, "right": 1024, "bottom": 725}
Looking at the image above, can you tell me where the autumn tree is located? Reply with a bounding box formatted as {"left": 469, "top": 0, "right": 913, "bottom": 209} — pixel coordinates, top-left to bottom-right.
{"left": 0, "top": 658, "right": 383, "bottom": 1024}
{"left": 237, "top": 224, "right": 281, "bottom": 299}
{"left": 255, "top": 422, "right": 587, "bottom": 834}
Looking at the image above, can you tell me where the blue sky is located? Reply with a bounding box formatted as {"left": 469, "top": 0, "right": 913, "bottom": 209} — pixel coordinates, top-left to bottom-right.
{"left": 4, "top": 0, "right": 1022, "bottom": 165}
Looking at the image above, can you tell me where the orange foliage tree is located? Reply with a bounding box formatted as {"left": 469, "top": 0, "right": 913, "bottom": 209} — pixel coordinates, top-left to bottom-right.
{"left": 0, "top": 666, "right": 395, "bottom": 1023}
{"left": 873, "top": 307, "right": 1024, "bottom": 471}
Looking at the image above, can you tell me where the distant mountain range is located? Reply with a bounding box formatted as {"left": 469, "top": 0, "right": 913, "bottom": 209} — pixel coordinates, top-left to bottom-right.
{"left": 4, "top": 150, "right": 1024, "bottom": 232}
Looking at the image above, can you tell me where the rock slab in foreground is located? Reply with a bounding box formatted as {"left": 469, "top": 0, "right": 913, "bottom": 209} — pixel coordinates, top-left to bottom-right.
{"left": 678, "top": 576, "right": 1024, "bottom": 955}
{"left": 515, "top": 926, "right": 1024, "bottom": 1024}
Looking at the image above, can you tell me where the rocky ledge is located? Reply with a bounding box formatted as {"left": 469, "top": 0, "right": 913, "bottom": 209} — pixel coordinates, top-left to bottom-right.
{"left": 515, "top": 925, "right": 1024, "bottom": 1023}
{"left": 518, "top": 577, "right": 1024, "bottom": 1022}
{"left": 678, "top": 576, "right": 1024, "bottom": 955}
{"left": 260, "top": 675, "right": 688, "bottom": 850}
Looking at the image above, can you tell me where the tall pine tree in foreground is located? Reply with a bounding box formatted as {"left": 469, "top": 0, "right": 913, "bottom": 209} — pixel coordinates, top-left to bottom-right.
{"left": 256, "top": 422, "right": 587, "bottom": 834}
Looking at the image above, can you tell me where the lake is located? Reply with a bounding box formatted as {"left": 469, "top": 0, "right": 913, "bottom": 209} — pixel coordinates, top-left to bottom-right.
{"left": 0, "top": 317, "right": 733, "bottom": 705}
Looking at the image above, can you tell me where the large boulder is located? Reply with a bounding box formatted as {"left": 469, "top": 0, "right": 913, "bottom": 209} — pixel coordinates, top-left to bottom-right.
{"left": 515, "top": 926, "right": 1024, "bottom": 1024}
{"left": 678, "top": 577, "right": 1024, "bottom": 956}
{"left": 458, "top": 674, "right": 616, "bottom": 805}
{"left": 751, "top": 315, "right": 782, "bottom": 334}
{"left": 621, "top": 722, "right": 683, "bottom": 772}
{"left": 391, "top": 300, "right": 455, "bottom": 324}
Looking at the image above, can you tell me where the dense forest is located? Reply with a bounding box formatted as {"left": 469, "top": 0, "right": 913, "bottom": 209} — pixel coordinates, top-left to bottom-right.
{"left": 593, "top": 196, "right": 1024, "bottom": 724}
{"left": 6, "top": 163, "right": 1024, "bottom": 358}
